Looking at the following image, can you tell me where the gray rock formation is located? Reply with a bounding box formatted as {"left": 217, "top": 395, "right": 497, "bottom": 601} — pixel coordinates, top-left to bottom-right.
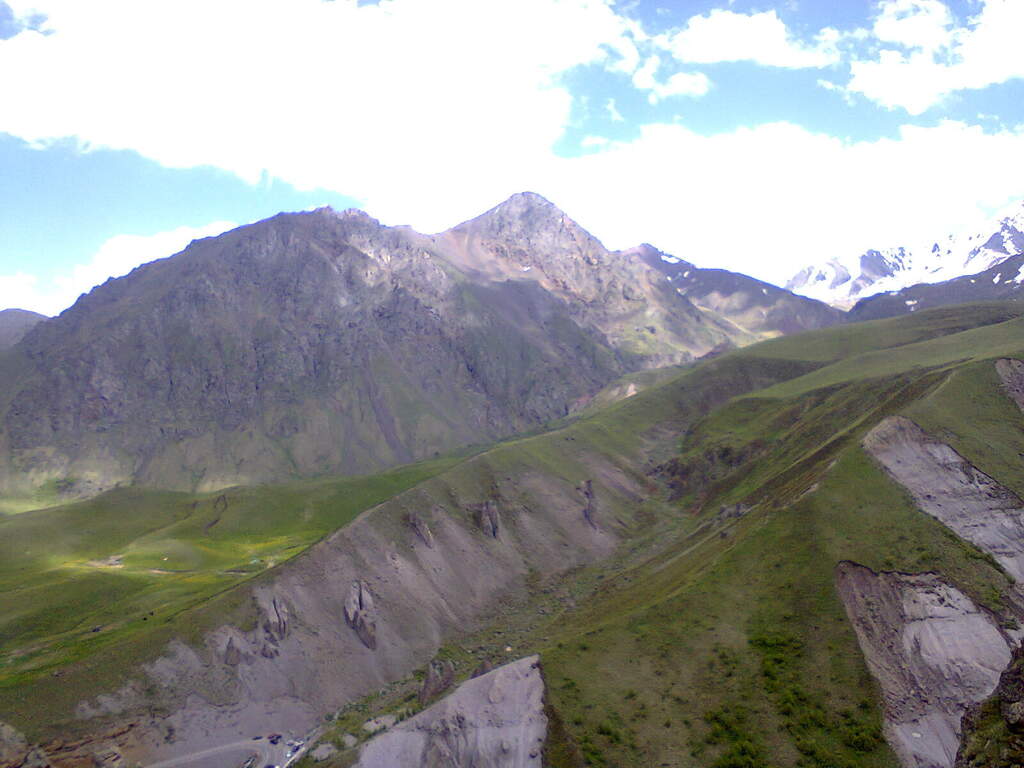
{"left": 353, "top": 655, "right": 546, "bottom": 768}
{"left": 579, "top": 479, "right": 597, "bottom": 528}
{"left": 864, "top": 416, "right": 1024, "bottom": 582}
{"left": 344, "top": 580, "right": 378, "bottom": 650}
{"left": 836, "top": 562, "right": 1014, "bottom": 768}
{"left": 419, "top": 659, "right": 456, "bottom": 704}
{"left": 476, "top": 500, "right": 500, "bottom": 538}
{"left": 408, "top": 511, "right": 436, "bottom": 548}
{"left": 996, "top": 358, "right": 1024, "bottom": 413}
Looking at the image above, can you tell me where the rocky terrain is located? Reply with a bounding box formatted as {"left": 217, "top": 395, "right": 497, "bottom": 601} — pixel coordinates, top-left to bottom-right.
{"left": 627, "top": 243, "right": 844, "bottom": 337}
{"left": 0, "top": 192, "right": 840, "bottom": 499}
{"left": 0, "top": 309, "right": 45, "bottom": 352}
{"left": 351, "top": 655, "right": 546, "bottom": 767}
{"left": 7, "top": 271, "right": 1024, "bottom": 767}
{"left": 863, "top": 415, "right": 1024, "bottom": 583}
{"left": 837, "top": 562, "right": 1015, "bottom": 768}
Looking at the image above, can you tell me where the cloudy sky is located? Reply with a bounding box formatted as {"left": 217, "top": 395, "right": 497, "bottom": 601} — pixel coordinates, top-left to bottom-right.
{"left": 1, "top": 0, "right": 1023, "bottom": 315}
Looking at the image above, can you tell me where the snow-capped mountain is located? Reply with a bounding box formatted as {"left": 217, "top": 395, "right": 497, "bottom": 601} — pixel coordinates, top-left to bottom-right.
{"left": 786, "top": 201, "right": 1024, "bottom": 309}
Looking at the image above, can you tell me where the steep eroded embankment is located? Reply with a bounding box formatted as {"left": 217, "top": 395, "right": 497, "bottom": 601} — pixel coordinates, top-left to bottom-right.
{"left": 864, "top": 415, "right": 1024, "bottom": 583}
{"left": 837, "top": 562, "right": 1014, "bottom": 768}
{"left": 352, "top": 655, "right": 546, "bottom": 767}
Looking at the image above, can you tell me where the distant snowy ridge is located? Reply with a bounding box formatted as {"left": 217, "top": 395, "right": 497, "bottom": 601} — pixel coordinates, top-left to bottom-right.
{"left": 786, "top": 201, "right": 1024, "bottom": 309}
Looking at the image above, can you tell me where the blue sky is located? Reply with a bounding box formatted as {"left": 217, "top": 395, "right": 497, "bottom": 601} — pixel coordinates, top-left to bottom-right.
{"left": 1, "top": 0, "right": 1023, "bottom": 314}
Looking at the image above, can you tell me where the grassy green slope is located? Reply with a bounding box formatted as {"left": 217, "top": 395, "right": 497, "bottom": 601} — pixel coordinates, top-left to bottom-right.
{"left": 5, "top": 302, "right": 1024, "bottom": 761}
{"left": 537, "top": 304, "right": 1024, "bottom": 767}
{"left": 297, "top": 302, "right": 1024, "bottom": 767}
{"left": 0, "top": 457, "right": 459, "bottom": 694}
{"left": 0, "top": 343, "right": 823, "bottom": 736}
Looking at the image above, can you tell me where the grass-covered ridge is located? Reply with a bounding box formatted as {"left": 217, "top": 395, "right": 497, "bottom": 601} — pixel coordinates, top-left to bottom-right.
{"left": 0, "top": 457, "right": 460, "bottom": 690}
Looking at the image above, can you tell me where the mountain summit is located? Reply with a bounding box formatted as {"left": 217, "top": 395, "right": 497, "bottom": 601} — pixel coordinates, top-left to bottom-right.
{"left": 0, "top": 195, "right": 838, "bottom": 498}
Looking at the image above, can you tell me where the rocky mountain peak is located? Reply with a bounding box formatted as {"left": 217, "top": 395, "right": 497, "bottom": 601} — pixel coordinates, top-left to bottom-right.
{"left": 453, "top": 191, "right": 602, "bottom": 256}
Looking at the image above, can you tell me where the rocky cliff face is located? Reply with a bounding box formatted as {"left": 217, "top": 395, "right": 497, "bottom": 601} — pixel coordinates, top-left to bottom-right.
{"left": 352, "top": 655, "right": 546, "bottom": 768}
{"left": 836, "top": 562, "right": 1015, "bottom": 768}
{"left": 0, "top": 193, "right": 839, "bottom": 496}
{"left": 854, "top": 401, "right": 1024, "bottom": 767}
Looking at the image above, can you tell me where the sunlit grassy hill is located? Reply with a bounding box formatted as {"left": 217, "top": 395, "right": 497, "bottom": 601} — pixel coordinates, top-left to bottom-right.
{"left": 4, "top": 302, "right": 1024, "bottom": 767}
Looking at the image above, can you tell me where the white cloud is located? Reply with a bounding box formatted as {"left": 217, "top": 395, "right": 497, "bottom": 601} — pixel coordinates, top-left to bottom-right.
{"left": 605, "top": 97, "right": 625, "bottom": 122}
{"left": 872, "top": 0, "right": 954, "bottom": 51}
{"left": 535, "top": 120, "right": 1024, "bottom": 285}
{"left": 664, "top": 9, "right": 840, "bottom": 68}
{"left": 0, "top": 0, "right": 640, "bottom": 232}
{"left": 0, "top": 221, "right": 234, "bottom": 315}
{"left": 0, "top": 0, "right": 1023, "bottom": 299}
{"left": 848, "top": 0, "right": 1024, "bottom": 114}
{"left": 631, "top": 55, "right": 710, "bottom": 103}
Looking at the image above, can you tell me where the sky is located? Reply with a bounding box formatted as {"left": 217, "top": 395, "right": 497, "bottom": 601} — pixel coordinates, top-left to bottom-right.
{"left": 1, "top": 0, "right": 1023, "bottom": 316}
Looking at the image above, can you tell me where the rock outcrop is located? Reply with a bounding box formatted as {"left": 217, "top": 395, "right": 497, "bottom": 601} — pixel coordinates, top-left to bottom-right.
{"left": 476, "top": 500, "right": 501, "bottom": 539}
{"left": 579, "top": 480, "right": 597, "bottom": 529}
{"left": 836, "top": 562, "right": 1014, "bottom": 768}
{"left": 344, "top": 580, "right": 378, "bottom": 650}
{"left": 407, "top": 512, "right": 436, "bottom": 548}
{"left": 996, "top": 358, "right": 1024, "bottom": 414}
{"left": 956, "top": 644, "right": 1024, "bottom": 767}
{"left": 864, "top": 416, "right": 1024, "bottom": 582}
{"left": 419, "top": 659, "right": 456, "bottom": 704}
{"left": 352, "top": 655, "right": 546, "bottom": 768}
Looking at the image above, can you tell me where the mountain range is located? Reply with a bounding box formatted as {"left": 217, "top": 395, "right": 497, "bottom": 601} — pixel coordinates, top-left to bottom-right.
{"left": 5, "top": 191, "right": 1024, "bottom": 768}
{"left": 787, "top": 200, "right": 1024, "bottom": 310}
{"left": 0, "top": 192, "right": 842, "bottom": 500}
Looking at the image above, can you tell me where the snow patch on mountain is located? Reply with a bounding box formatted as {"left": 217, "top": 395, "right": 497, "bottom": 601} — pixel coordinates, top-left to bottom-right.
{"left": 786, "top": 201, "right": 1024, "bottom": 309}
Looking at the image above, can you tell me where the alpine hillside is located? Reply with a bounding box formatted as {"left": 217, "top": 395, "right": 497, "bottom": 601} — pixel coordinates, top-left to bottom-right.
{"left": 4, "top": 302, "right": 1024, "bottom": 768}
{"left": 0, "top": 192, "right": 839, "bottom": 501}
